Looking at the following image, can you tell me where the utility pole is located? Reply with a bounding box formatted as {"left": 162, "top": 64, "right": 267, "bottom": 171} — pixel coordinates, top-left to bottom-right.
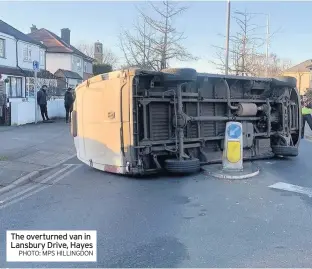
{"left": 265, "top": 14, "right": 270, "bottom": 77}
{"left": 225, "top": 0, "right": 231, "bottom": 75}
{"left": 34, "top": 69, "right": 38, "bottom": 124}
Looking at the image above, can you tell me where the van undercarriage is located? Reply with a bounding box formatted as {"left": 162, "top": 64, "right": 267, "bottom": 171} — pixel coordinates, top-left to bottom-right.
{"left": 128, "top": 68, "right": 301, "bottom": 175}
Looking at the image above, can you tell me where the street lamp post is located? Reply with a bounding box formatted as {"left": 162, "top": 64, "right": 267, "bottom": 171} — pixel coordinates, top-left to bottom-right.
{"left": 265, "top": 14, "right": 270, "bottom": 77}
{"left": 225, "top": 0, "right": 231, "bottom": 75}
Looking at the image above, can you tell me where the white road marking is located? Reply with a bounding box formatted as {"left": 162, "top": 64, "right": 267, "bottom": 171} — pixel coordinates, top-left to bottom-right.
{"left": 0, "top": 164, "right": 81, "bottom": 209}
{"left": 269, "top": 182, "right": 312, "bottom": 197}
{"left": 11, "top": 137, "right": 33, "bottom": 142}
{"left": 0, "top": 164, "right": 74, "bottom": 203}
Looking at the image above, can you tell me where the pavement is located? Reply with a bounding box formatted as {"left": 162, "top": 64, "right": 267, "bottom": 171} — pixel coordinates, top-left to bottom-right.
{"left": 1, "top": 123, "right": 312, "bottom": 267}
{"left": 0, "top": 120, "right": 75, "bottom": 188}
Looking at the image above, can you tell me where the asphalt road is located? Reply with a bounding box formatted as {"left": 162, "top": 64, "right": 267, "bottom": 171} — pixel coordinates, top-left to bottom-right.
{"left": 1, "top": 141, "right": 312, "bottom": 267}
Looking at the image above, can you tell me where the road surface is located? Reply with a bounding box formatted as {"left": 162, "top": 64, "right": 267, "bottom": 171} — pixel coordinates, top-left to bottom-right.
{"left": 1, "top": 141, "right": 312, "bottom": 267}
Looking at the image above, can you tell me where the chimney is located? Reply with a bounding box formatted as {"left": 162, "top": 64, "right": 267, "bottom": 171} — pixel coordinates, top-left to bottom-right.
{"left": 61, "top": 28, "right": 70, "bottom": 45}
{"left": 30, "top": 24, "right": 37, "bottom": 33}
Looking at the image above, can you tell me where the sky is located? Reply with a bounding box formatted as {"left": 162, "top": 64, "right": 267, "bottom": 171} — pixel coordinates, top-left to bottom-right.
{"left": 1, "top": 1, "right": 312, "bottom": 72}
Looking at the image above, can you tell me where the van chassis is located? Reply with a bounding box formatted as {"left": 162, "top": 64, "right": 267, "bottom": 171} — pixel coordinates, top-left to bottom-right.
{"left": 128, "top": 68, "right": 301, "bottom": 175}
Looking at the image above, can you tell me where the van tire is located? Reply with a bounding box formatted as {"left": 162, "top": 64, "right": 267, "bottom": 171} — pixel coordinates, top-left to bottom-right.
{"left": 165, "top": 158, "right": 200, "bottom": 174}
{"left": 161, "top": 68, "right": 197, "bottom": 82}
{"left": 271, "top": 76, "right": 297, "bottom": 88}
{"left": 272, "top": 145, "right": 298, "bottom": 157}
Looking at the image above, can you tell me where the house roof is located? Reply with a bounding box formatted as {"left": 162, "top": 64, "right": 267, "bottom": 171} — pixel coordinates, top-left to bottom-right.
{"left": 0, "top": 20, "right": 45, "bottom": 48}
{"left": 0, "top": 65, "right": 58, "bottom": 79}
{"left": 28, "top": 28, "right": 94, "bottom": 62}
{"left": 284, "top": 59, "right": 312, "bottom": 73}
{"left": 23, "top": 69, "right": 58, "bottom": 79}
{"left": 0, "top": 66, "right": 25, "bottom": 77}
{"left": 55, "top": 69, "right": 82, "bottom": 80}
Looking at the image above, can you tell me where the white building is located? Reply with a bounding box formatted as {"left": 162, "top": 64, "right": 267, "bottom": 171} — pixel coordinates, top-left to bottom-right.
{"left": 0, "top": 20, "right": 64, "bottom": 126}
{"left": 28, "top": 27, "right": 94, "bottom": 88}
{"left": 0, "top": 20, "right": 53, "bottom": 101}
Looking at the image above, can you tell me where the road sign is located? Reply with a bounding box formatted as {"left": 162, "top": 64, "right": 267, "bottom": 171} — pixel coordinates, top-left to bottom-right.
{"left": 227, "top": 123, "right": 242, "bottom": 139}
{"left": 33, "top": 61, "right": 39, "bottom": 71}
{"left": 223, "top": 121, "right": 243, "bottom": 171}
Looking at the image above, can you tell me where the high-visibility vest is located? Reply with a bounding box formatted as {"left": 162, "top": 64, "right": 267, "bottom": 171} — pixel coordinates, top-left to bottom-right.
{"left": 302, "top": 106, "right": 312, "bottom": 115}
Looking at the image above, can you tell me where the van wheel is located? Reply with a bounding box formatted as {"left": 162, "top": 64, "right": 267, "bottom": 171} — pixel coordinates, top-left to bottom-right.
{"left": 161, "top": 68, "right": 197, "bottom": 82}
{"left": 271, "top": 76, "right": 297, "bottom": 88}
{"left": 165, "top": 158, "right": 200, "bottom": 174}
{"left": 272, "top": 145, "right": 298, "bottom": 157}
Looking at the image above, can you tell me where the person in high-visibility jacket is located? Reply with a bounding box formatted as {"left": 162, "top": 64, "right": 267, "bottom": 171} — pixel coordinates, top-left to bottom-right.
{"left": 301, "top": 100, "right": 312, "bottom": 138}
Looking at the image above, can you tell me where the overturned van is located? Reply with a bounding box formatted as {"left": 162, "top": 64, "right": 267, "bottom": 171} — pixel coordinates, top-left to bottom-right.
{"left": 71, "top": 68, "right": 301, "bottom": 175}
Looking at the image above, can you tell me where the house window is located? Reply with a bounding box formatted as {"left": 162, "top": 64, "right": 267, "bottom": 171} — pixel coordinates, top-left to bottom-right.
{"left": 77, "top": 59, "right": 82, "bottom": 72}
{"left": 39, "top": 50, "right": 44, "bottom": 66}
{"left": 7, "top": 77, "right": 23, "bottom": 97}
{"left": 72, "top": 56, "right": 82, "bottom": 72}
{"left": 26, "top": 77, "right": 35, "bottom": 98}
{"left": 0, "top": 38, "right": 5, "bottom": 58}
{"left": 23, "top": 45, "right": 32, "bottom": 62}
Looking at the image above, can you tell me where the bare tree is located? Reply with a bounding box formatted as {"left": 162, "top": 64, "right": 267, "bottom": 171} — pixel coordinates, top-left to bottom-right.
{"left": 101, "top": 48, "right": 119, "bottom": 67}
{"left": 76, "top": 43, "right": 94, "bottom": 58}
{"left": 211, "top": 10, "right": 287, "bottom": 77}
{"left": 120, "top": 1, "right": 197, "bottom": 71}
{"left": 211, "top": 10, "right": 265, "bottom": 75}
{"left": 248, "top": 53, "right": 292, "bottom": 77}
{"left": 76, "top": 43, "right": 119, "bottom": 68}
{"left": 141, "top": 1, "right": 197, "bottom": 69}
{"left": 119, "top": 18, "right": 160, "bottom": 70}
